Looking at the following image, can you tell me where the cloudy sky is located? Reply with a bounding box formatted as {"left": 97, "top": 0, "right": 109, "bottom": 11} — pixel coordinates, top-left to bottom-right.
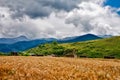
{"left": 0, "top": 0, "right": 120, "bottom": 39}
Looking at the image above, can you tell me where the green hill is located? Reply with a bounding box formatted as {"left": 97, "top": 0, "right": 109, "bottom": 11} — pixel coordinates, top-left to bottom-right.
{"left": 25, "top": 36, "right": 120, "bottom": 58}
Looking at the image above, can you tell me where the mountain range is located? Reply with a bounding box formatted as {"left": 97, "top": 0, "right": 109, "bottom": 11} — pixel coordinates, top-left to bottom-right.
{"left": 0, "top": 36, "right": 29, "bottom": 44}
{"left": 59, "top": 34, "right": 102, "bottom": 43}
{"left": 0, "top": 34, "right": 102, "bottom": 53}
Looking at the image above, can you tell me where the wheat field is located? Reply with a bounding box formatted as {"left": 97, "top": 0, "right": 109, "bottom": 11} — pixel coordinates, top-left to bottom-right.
{"left": 0, "top": 56, "right": 120, "bottom": 80}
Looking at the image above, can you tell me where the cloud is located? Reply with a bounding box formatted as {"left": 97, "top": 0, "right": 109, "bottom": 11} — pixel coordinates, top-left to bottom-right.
{"left": 0, "top": 7, "right": 76, "bottom": 39}
{"left": 66, "top": 1, "right": 120, "bottom": 36}
{"left": 0, "top": 0, "right": 120, "bottom": 39}
{"left": 0, "top": 0, "right": 105, "bottom": 18}
{"left": 0, "top": 0, "right": 84, "bottom": 18}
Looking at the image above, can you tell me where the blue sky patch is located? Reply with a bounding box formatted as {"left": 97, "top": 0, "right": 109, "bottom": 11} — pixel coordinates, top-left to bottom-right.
{"left": 105, "top": 0, "right": 120, "bottom": 8}
{"left": 105, "top": 0, "right": 120, "bottom": 14}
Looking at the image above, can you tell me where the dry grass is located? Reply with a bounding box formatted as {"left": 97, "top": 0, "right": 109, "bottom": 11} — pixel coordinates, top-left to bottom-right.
{"left": 0, "top": 56, "right": 120, "bottom": 80}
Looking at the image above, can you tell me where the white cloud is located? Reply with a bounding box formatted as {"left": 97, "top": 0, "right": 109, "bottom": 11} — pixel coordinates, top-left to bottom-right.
{"left": 0, "top": 8, "right": 76, "bottom": 39}
{"left": 66, "top": 1, "right": 120, "bottom": 36}
{"left": 0, "top": 0, "right": 120, "bottom": 39}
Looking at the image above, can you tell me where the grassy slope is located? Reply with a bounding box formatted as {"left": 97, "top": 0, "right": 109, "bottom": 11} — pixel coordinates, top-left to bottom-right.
{"left": 26, "top": 36, "right": 120, "bottom": 58}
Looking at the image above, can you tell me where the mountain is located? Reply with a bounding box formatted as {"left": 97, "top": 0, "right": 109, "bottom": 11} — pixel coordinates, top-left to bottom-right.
{"left": 58, "top": 34, "right": 102, "bottom": 43}
{"left": 0, "top": 38, "right": 57, "bottom": 53}
{"left": 0, "top": 34, "right": 101, "bottom": 53}
{"left": 0, "top": 36, "right": 29, "bottom": 44}
{"left": 26, "top": 36, "right": 120, "bottom": 58}
{"left": 98, "top": 35, "right": 112, "bottom": 38}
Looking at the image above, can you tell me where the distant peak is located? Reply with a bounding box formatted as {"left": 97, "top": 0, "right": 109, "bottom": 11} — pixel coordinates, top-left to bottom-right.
{"left": 84, "top": 34, "right": 96, "bottom": 36}
{"left": 17, "top": 35, "right": 28, "bottom": 39}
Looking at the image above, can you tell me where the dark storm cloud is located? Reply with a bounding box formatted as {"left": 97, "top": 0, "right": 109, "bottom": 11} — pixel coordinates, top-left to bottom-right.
{"left": 0, "top": 0, "right": 83, "bottom": 18}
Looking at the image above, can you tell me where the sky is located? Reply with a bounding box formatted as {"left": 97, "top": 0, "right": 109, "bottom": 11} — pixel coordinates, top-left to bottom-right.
{"left": 0, "top": 0, "right": 120, "bottom": 39}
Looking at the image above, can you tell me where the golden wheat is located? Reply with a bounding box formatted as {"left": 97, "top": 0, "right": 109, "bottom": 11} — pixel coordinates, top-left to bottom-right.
{"left": 0, "top": 56, "right": 120, "bottom": 80}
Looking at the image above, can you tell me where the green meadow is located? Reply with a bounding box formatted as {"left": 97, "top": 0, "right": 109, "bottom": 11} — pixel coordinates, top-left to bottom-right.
{"left": 25, "top": 36, "right": 120, "bottom": 58}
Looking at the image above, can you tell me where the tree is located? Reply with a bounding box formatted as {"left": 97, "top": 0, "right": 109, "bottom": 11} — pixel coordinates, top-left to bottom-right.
{"left": 52, "top": 41, "right": 58, "bottom": 46}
